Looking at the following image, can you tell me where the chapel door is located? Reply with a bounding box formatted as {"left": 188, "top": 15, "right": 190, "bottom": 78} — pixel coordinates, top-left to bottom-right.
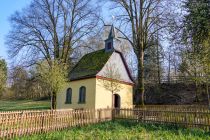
{"left": 114, "top": 94, "right": 121, "bottom": 108}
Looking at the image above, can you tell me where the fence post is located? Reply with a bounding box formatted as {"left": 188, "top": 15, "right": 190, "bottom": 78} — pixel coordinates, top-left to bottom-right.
{"left": 41, "top": 112, "right": 45, "bottom": 133}
{"left": 98, "top": 109, "right": 100, "bottom": 122}
{"left": 111, "top": 108, "right": 114, "bottom": 120}
{"left": 1, "top": 107, "right": 210, "bottom": 139}
{"left": 184, "top": 112, "right": 187, "bottom": 127}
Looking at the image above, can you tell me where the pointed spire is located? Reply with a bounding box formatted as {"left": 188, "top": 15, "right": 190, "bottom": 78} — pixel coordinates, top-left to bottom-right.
{"left": 108, "top": 25, "right": 115, "bottom": 39}
{"left": 105, "top": 25, "right": 117, "bottom": 52}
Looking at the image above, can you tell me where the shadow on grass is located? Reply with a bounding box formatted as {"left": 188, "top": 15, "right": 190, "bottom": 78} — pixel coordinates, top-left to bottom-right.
{"left": 77, "top": 120, "right": 210, "bottom": 138}
{"left": 14, "top": 120, "right": 210, "bottom": 140}
{"left": 125, "top": 120, "right": 209, "bottom": 136}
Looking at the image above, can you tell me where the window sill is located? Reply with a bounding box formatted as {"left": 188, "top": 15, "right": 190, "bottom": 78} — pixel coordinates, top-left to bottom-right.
{"left": 78, "top": 102, "right": 86, "bottom": 104}
{"left": 65, "top": 102, "right": 72, "bottom": 104}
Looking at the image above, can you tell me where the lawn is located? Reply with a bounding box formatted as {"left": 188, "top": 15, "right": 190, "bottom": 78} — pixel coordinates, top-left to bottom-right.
{"left": 0, "top": 100, "right": 51, "bottom": 111}
{"left": 15, "top": 120, "right": 210, "bottom": 140}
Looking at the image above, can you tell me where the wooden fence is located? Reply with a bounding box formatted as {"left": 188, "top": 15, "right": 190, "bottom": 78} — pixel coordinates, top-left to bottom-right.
{"left": 114, "top": 108, "right": 210, "bottom": 131}
{"left": 134, "top": 105, "right": 210, "bottom": 112}
{"left": 0, "top": 107, "right": 210, "bottom": 139}
{"left": 0, "top": 109, "right": 112, "bottom": 139}
{"left": 145, "top": 76, "right": 209, "bottom": 84}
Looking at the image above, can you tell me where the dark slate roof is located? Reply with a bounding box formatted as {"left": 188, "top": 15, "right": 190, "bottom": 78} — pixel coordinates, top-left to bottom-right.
{"left": 108, "top": 25, "right": 115, "bottom": 39}
{"left": 69, "top": 49, "right": 113, "bottom": 81}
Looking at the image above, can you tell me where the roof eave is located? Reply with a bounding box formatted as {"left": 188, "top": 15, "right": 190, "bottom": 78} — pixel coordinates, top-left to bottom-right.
{"left": 114, "top": 50, "right": 135, "bottom": 84}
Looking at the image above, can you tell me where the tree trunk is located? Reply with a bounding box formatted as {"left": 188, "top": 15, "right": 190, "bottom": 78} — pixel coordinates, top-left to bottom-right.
{"left": 137, "top": 47, "right": 145, "bottom": 105}
{"left": 156, "top": 32, "right": 161, "bottom": 84}
{"left": 206, "top": 82, "right": 210, "bottom": 109}
{"left": 195, "top": 80, "right": 199, "bottom": 102}
{"left": 168, "top": 53, "right": 171, "bottom": 83}
{"left": 51, "top": 91, "right": 56, "bottom": 109}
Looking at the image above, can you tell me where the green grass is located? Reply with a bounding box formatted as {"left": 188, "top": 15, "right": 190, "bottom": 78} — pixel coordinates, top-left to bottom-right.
{"left": 15, "top": 120, "right": 210, "bottom": 140}
{"left": 0, "top": 100, "right": 51, "bottom": 111}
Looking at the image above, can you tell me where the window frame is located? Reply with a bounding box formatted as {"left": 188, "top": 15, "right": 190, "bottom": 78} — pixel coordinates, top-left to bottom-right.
{"left": 65, "top": 88, "right": 72, "bottom": 104}
{"left": 78, "top": 86, "right": 86, "bottom": 104}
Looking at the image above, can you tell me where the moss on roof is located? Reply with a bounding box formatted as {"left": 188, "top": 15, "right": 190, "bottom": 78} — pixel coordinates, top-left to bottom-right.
{"left": 69, "top": 49, "right": 113, "bottom": 80}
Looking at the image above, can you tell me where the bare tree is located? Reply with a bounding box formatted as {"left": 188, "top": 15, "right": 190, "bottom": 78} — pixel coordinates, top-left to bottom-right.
{"left": 107, "top": 0, "right": 173, "bottom": 105}
{"left": 7, "top": 0, "right": 100, "bottom": 67}
{"left": 10, "top": 66, "right": 28, "bottom": 99}
{"left": 7, "top": 0, "right": 100, "bottom": 109}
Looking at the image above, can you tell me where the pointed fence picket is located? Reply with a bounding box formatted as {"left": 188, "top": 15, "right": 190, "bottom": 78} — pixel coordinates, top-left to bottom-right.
{"left": 0, "top": 106, "right": 209, "bottom": 139}
{"left": 113, "top": 108, "right": 210, "bottom": 131}
{"left": 0, "top": 109, "right": 112, "bottom": 139}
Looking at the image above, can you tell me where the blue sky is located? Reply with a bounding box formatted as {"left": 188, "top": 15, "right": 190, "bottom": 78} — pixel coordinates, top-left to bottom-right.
{"left": 0, "top": 0, "right": 112, "bottom": 64}
{"left": 0, "top": 0, "right": 31, "bottom": 61}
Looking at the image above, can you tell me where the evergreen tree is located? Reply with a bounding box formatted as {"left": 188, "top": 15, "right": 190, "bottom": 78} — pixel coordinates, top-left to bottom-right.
{"left": 144, "top": 36, "right": 163, "bottom": 84}
{"left": 181, "top": 0, "right": 210, "bottom": 104}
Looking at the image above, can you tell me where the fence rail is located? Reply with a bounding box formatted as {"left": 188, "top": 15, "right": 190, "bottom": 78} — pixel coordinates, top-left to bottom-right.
{"left": 0, "top": 106, "right": 210, "bottom": 139}
{"left": 145, "top": 76, "right": 210, "bottom": 84}
{"left": 0, "top": 109, "right": 112, "bottom": 139}
{"left": 114, "top": 108, "right": 210, "bottom": 131}
{"left": 134, "top": 105, "right": 210, "bottom": 112}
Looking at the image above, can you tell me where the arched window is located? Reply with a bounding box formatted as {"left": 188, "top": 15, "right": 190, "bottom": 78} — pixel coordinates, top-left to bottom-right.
{"left": 79, "top": 86, "right": 86, "bottom": 103}
{"left": 65, "top": 88, "right": 72, "bottom": 104}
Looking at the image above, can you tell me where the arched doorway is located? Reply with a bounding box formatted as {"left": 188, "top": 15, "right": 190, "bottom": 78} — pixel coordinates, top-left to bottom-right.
{"left": 114, "top": 94, "right": 121, "bottom": 108}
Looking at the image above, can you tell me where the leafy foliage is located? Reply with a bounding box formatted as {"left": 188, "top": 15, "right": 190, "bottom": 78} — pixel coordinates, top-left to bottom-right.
{"left": 37, "top": 61, "right": 68, "bottom": 109}
{"left": 8, "top": 66, "right": 51, "bottom": 100}
{"left": 0, "top": 59, "right": 7, "bottom": 97}
{"left": 37, "top": 61, "right": 67, "bottom": 94}
{"left": 180, "top": 0, "right": 210, "bottom": 103}
{"left": 183, "top": 0, "right": 210, "bottom": 43}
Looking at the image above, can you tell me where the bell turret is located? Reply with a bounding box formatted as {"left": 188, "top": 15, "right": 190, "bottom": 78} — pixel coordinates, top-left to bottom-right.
{"left": 105, "top": 25, "right": 116, "bottom": 52}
